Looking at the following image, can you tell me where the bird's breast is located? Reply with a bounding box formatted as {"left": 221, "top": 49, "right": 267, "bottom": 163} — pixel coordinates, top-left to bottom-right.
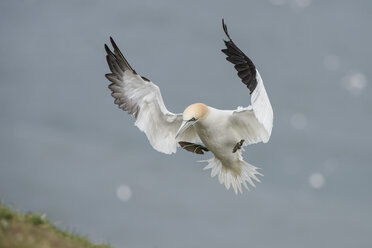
{"left": 195, "top": 116, "right": 239, "bottom": 159}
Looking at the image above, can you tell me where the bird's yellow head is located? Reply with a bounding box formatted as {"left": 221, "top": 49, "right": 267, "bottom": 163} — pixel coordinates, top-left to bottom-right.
{"left": 175, "top": 103, "right": 208, "bottom": 139}
{"left": 182, "top": 103, "right": 209, "bottom": 121}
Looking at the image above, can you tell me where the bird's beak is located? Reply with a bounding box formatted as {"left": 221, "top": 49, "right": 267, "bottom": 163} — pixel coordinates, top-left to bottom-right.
{"left": 175, "top": 120, "right": 194, "bottom": 139}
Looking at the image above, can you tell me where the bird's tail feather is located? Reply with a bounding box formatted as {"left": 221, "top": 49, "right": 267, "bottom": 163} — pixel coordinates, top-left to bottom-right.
{"left": 199, "top": 156, "right": 263, "bottom": 194}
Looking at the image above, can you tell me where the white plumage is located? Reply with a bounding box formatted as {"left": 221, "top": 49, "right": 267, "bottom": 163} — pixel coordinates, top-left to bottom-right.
{"left": 117, "top": 70, "right": 200, "bottom": 154}
{"left": 104, "top": 20, "right": 273, "bottom": 194}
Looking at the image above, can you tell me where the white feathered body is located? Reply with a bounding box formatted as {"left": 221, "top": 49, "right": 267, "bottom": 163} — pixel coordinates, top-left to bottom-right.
{"left": 196, "top": 108, "right": 238, "bottom": 165}
{"left": 195, "top": 107, "right": 263, "bottom": 193}
{"left": 104, "top": 20, "right": 273, "bottom": 194}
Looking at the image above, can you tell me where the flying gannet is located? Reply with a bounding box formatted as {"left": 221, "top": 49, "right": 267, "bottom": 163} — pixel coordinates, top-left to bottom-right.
{"left": 104, "top": 19, "right": 273, "bottom": 194}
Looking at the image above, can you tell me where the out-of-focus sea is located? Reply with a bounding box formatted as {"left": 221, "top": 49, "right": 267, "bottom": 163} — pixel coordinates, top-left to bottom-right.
{"left": 0, "top": 0, "right": 371, "bottom": 247}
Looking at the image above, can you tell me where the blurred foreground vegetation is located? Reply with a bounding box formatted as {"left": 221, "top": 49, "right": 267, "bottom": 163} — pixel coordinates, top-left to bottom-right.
{"left": 0, "top": 204, "right": 111, "bottom": 248}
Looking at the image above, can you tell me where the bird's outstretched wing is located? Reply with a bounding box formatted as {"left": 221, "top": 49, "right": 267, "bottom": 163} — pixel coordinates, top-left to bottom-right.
{"left": 221, "top": 19, "right": 273, "bottom": 145}
{"left": 105, "top": 37, "right": 200, "bottom": 154}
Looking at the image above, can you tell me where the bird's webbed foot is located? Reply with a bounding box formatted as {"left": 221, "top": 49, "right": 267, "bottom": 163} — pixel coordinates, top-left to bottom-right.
{"left": 179, "top": 141, "right": 209, "bottom": 155}
{"left": 232, "top": 139, "right": 245, "bottom": 153}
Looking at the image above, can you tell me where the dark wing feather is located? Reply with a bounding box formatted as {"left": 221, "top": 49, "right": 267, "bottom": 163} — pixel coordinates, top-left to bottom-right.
{"left": 104, "top": 37, "right": 141, "bottom": 116}
{"left": 104, "top": 38, "right": 202, "bottom": 154}
{"left": 221, "top": 19, "right": 257, "bottom": 94}
{"left": 108, "top": 37, "right": 136, "bottom": 74}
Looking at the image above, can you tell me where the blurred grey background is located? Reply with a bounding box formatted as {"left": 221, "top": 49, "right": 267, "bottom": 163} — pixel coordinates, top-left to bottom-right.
{"left": 1, "top": 0, "right": 371, "bottom": 247}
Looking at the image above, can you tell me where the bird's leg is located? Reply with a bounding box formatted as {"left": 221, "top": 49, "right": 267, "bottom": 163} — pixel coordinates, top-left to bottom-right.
{"left": 179, "top": 141, "right": 209, "bottom": 155}
{"left": 232, "top": 139, "right": 245, "bottom": 153}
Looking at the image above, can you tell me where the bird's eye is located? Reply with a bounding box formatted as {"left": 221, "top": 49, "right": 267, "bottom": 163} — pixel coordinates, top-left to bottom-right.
{"left": 189, "top": 117, "right": 197, "bottom": 122}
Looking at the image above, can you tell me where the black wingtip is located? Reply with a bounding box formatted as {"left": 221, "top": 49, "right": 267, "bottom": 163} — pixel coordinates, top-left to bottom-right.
{"left": 110, "top": 36, "right": 122, "bottom": 55}
{"left": 220, "top": 20, "right": 258, "bottom": 94}
{"left": 106, "top": 36, "right": 137, "bottom": 74}
{"left": 222, "top": 18, "right": 231, "bottom": 40}
{"left": 104, "top": 44, "right": 112, "bottom": 55}
{"left": 110, "top": 36, "right": 117, "bottom": 49}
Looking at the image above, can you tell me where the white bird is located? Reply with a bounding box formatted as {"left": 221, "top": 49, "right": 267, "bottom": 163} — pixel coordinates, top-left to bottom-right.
{"left": 104, "top": 19, "right": 273, "bottom": 194}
